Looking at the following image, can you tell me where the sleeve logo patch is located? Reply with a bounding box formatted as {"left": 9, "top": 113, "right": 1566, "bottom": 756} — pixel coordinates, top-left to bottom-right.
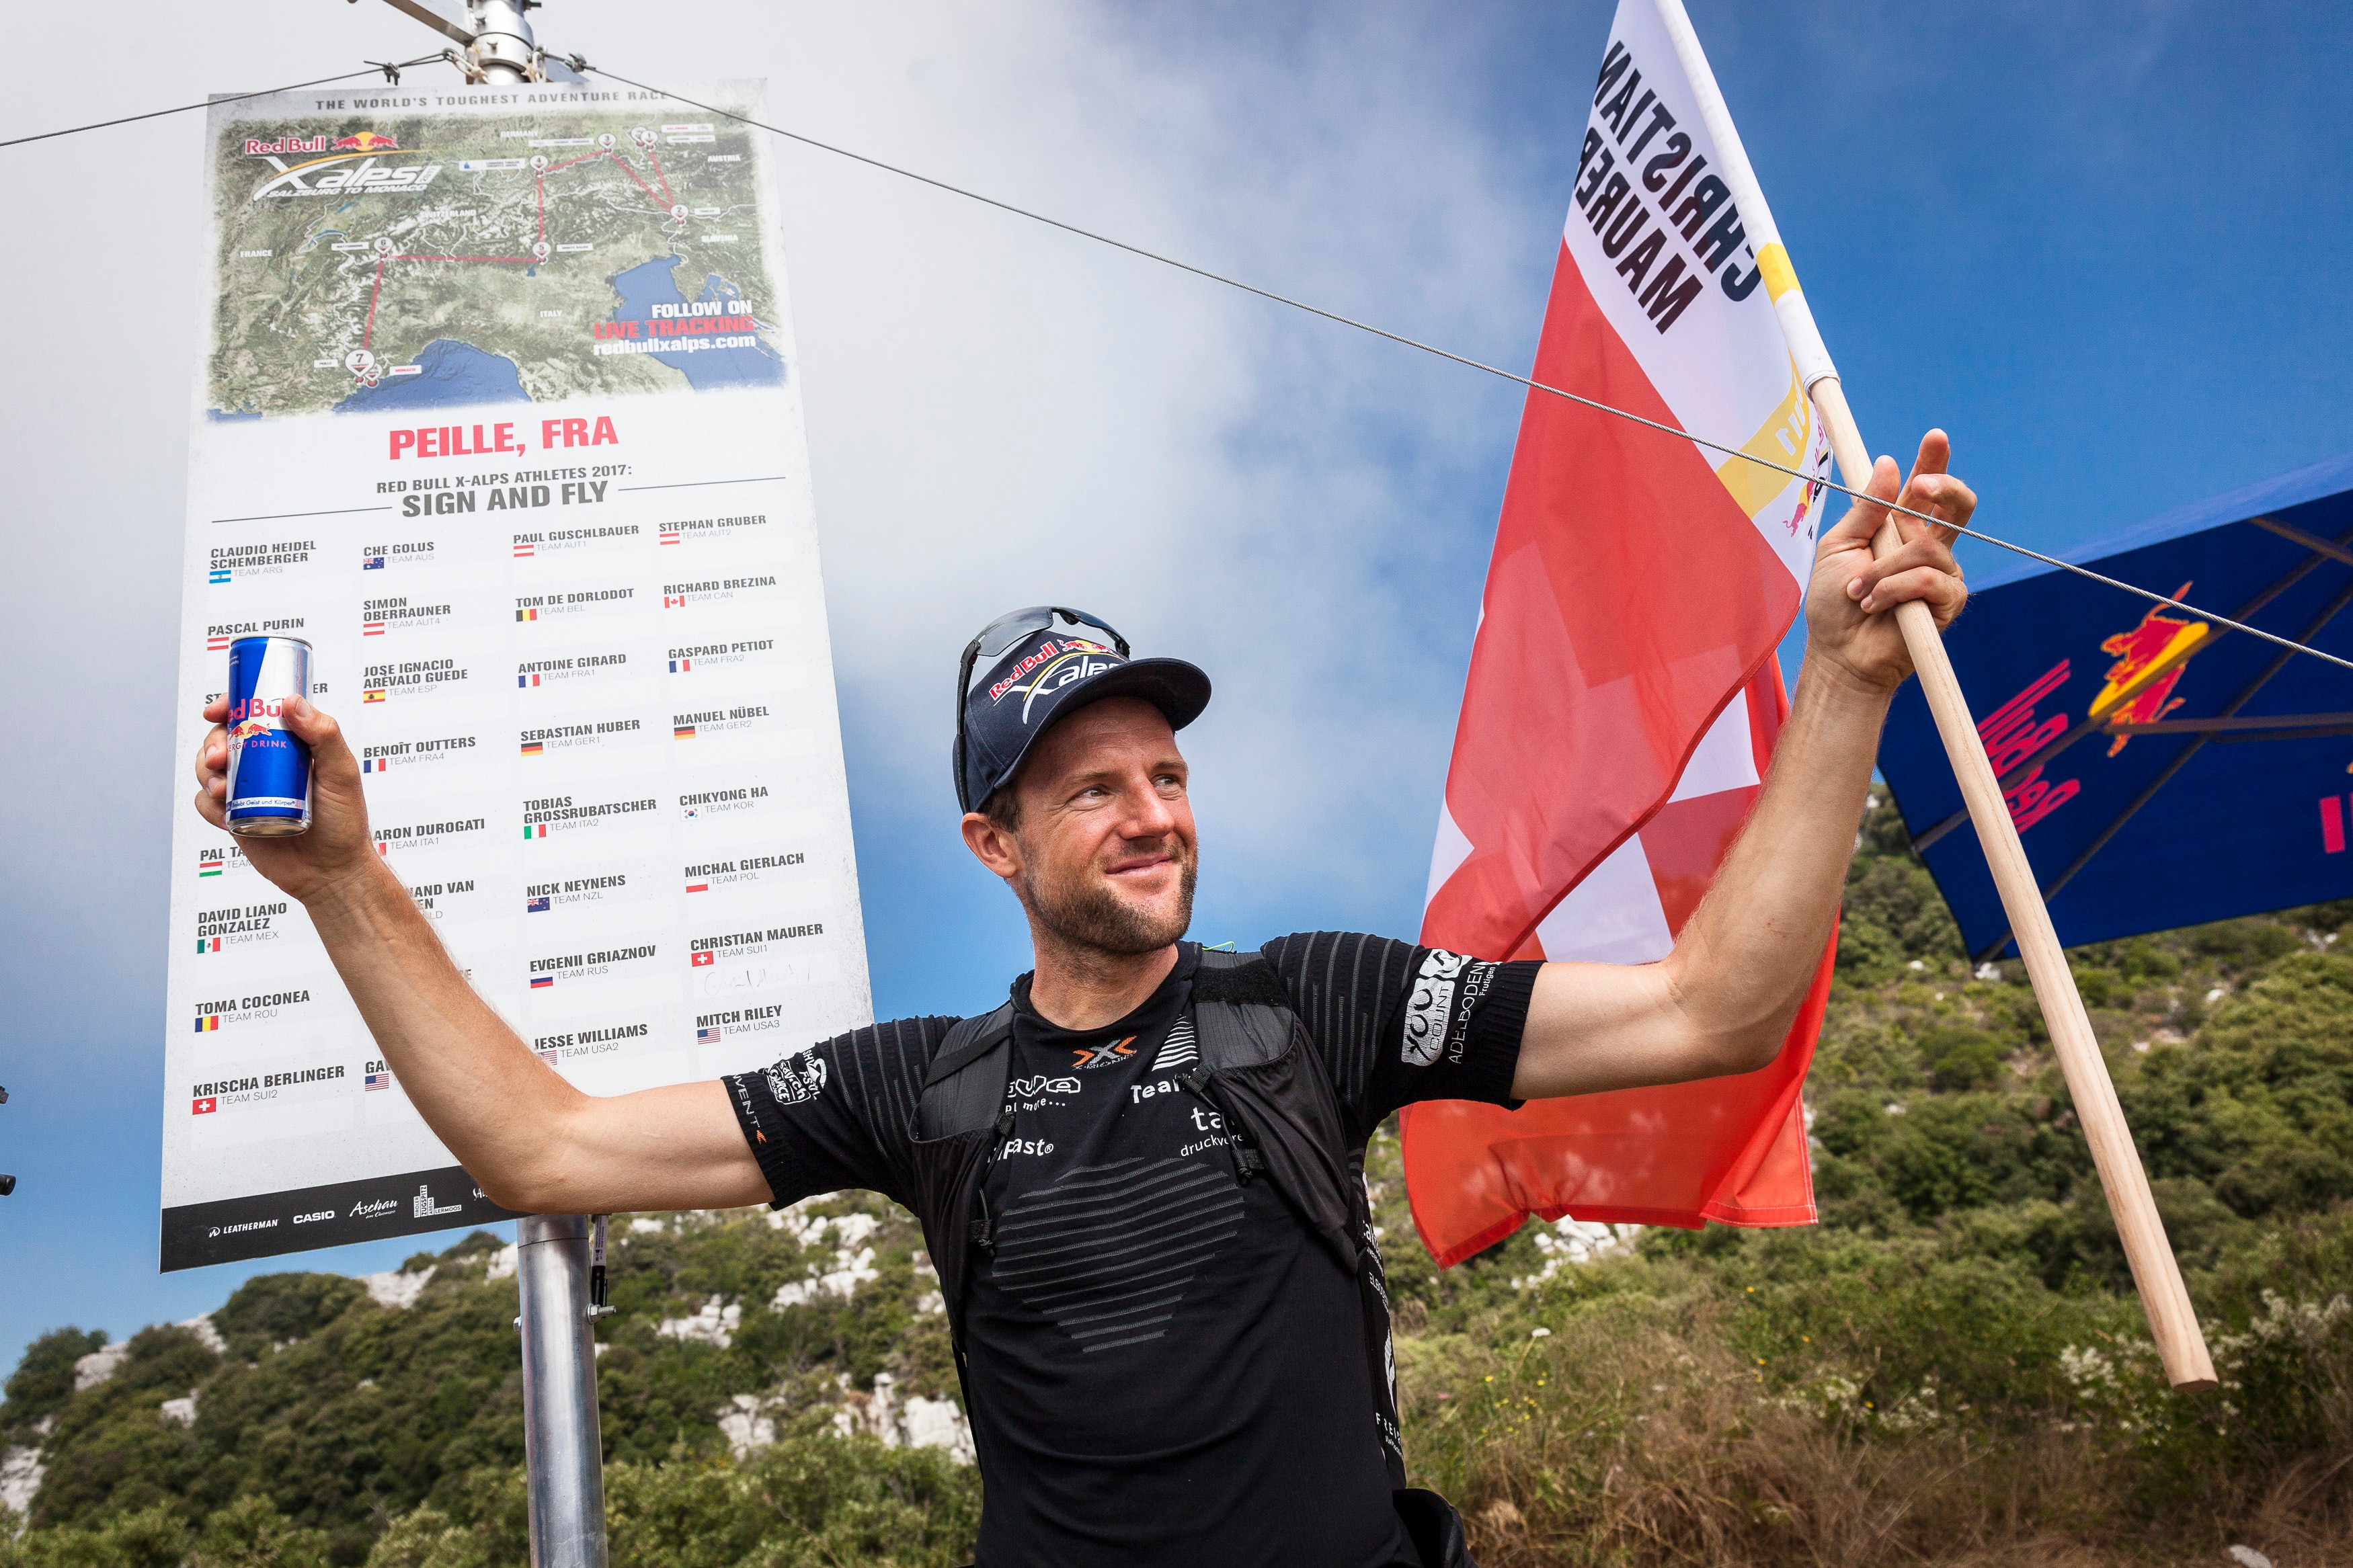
{"left": 763, "top": 1053, "right": 828, "bottom": 1106}
{"left": 1402, "top": 948, "right": 1498, "bottom": 1067}
{"left": 1402, "top": 950, "right": 1468, "bottom": 1066}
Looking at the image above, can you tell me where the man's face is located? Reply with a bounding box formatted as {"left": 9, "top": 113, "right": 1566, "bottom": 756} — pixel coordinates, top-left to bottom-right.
{"left": 963, "top": 697, "right": 1198, "bottom": 956}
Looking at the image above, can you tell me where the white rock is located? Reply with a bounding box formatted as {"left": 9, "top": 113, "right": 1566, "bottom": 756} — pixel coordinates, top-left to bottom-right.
{"left": 1512, "top": 1219, "right": 1642, "bottom": 1288}
{"left": 159, "top": 1391, "right": 199, "bottom": 1428}
{"left": 2226, "top": 1548, "right": 2274, "bottom": 1568}
{"left": 1975, "top": 962, "right": 2003, "bottom": 981}
{"left": 483, "top": 1245, "right": 518, "bottom": 1282}
{"left": 177, "top": 1316, "right": 227, "bottom": 1356}
{"left": 631, "top": 1217, "right": 668, "bottom": 1235}
{"left": 718, "top": 1393, "right": 777, "bottom": 1458}
{"left": 364, "top": 1266, "right": 435, "bottom": 1309}
{"left": 72, "top": 1342, "right": 130, "bottom": 1391}
{"left": 656, "top": 1296, "right": 741, "bottom": 1348}
{"left": 774, "top": 1246, "right": 879, "bottom": 1309}
{"left": 1, "top": 1445, "right": 44, "bottom": 1521}
{"left": 832, "top": 1372, "right": 974, "bottom": 1464}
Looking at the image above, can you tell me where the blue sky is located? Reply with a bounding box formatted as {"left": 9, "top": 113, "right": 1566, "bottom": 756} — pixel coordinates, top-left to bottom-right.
{"left": 2, "top": 0, "right": 2347, "bottom": 1378}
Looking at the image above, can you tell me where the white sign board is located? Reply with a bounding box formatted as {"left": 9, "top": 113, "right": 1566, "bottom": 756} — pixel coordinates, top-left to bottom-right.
{"left": 162, "top": 79, "right": 869, "bottom": 1270}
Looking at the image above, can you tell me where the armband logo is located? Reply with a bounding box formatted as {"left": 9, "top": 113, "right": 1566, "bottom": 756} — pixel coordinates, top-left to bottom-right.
{"left": 763, "top": 1053, "right": 828, "bottom": 1106}
{"left": 1402, "top": 949, "right": 1468, "bottom": 1066}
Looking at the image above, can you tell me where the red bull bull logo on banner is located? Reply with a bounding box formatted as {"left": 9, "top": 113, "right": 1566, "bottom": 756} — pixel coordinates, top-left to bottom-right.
{"left": 2091, "top": 583, "right": 2207, "bottom": 757}
{"left": 332, "top": 131, "right": 401, "bottom": 151}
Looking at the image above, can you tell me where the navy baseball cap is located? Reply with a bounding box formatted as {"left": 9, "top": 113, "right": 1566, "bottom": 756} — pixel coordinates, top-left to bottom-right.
{"left": 953, "top": 606, "right": 1211, "bottom": 814}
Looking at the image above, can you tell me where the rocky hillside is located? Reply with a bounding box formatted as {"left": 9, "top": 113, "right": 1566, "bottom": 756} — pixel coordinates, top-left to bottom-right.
{"left": 5, "top": 788, "right": 2350, "bottom": 1567}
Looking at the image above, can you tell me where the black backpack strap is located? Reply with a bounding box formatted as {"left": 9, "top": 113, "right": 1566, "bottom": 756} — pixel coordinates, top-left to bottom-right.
{"left": 918, "top": 1001, "right": 1016, "bottom": 1139}
{"left": 1187, "top": 950, "right": 1409, "bottom": 1490}
{"left": 1189, "top": 949, "right": 1292, "bottom": 1067}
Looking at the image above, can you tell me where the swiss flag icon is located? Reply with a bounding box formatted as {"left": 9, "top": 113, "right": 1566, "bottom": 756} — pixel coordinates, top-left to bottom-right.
{"left": 690, "top": 951, "right": 715, "bottom": 968}
{"left": 192, "top": 1097, "right": 218, "bottom": 1115}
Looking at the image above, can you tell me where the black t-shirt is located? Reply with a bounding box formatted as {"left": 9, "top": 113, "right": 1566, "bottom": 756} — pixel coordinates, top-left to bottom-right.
{"left": 724, "top": 933, "right": 1539, "bottom": 1568}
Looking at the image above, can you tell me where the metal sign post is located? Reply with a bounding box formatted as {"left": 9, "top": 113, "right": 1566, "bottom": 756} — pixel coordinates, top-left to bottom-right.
{"left": 516, "top": 1215, "right": 608, "bottom": 1568}
{"left": 359, "top": 13, "right": 616, "bottom": 1550}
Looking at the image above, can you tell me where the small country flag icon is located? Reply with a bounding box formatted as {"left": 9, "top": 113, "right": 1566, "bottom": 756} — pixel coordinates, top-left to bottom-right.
{"left": 530, "top": 975, "right": 555, "bottom": 990}
{"left": 364, "top": 555, "right": 385, "bottom": 570}
{"left": 659, "top": 530, "right": 680, "bottom": 545}
{"left": 526, "top": 895, "right": 551, "bottom": 913}
{"left": 664, "top": 595, "right": 687, "bottom": 608}
{"left": 197, "top": 937, "right": 222, "bottom": 954}
{"left": 697, "top": 1025, "right": 722, "bottom": 1044}
{"left": 524, "top": 823, "right": 547, "bottom": 839}
{"left": 691, "top": 950, "right": 715, "bottom": 968}
{"left": 520, "top": 741, "right": 544, "bottom": 757}
{"left": 516, "top": 608, "right": 539, "bottom": 622}
{"left": 363, "top": 757, "right": 389, "bottom": 773}
{"left": 536, "top": 1048, "right": 561, "bottom": 1065}
{"left": 519, "top": 673, "right": 542, "bottom": 688}
{"left": 192, "top": 1096, "right": 218, "bottom": 1115}
{"left": 513, "top": 541, "right": 536, "bottom": 558}
{"left": 674, "top": 724, "right": 696, "bottom": 739}
{"left": 206, "top": 634, "right": 232, "bottom": 651}
{"left": 362, "top": 620, "right": 386, "bottom": 636}
{"left": 209, "top": 567, "right": 232, "bottom": 584}
{"left": 364, "top": 1070, "right": 394, "bottom": 1091}
{"left": 670, "top": 658, "right": 692, "bottom": 673}
{"left": 375, "top": 842, "right": 390, "bottom": 856}
{"left": 364, "top": 689, "right": 387, "bottom": 702}
{"left": 194, "top": 1015, "right": 220, "bottom": 1033}
{"left": 685, "top": 880, "right": 709, "bottom": 894}
{"left": 197, "top": 856, "right": 224, "bottom": 877}
{"left": 682, "top": 804, "right": 699, "bottom": 820}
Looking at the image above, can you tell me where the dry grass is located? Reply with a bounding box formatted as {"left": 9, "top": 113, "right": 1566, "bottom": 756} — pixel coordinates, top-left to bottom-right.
{"left": 1397, "top": 1296, "right": 2352, "bottom": 1568}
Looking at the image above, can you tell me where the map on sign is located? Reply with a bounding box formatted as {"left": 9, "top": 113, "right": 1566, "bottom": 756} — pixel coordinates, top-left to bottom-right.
{"left": 208, "top": 110, "right": 784, "bottom": 417}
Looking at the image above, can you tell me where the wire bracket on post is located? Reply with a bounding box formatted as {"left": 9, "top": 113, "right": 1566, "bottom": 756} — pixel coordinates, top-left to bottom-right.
{"left": 368, "top": 59, "right": 405, "bottom": 85}
{"left": 586, "top": 1214, "right": 616, "bottom": 1321}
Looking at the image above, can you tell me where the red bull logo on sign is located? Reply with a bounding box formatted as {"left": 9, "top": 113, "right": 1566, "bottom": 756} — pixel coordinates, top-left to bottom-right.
{"left": 2091, "top": 583, "right": 2207, "bottom": 756}
{"left": 333, "top": 131, "right": 401, "bottom": 151}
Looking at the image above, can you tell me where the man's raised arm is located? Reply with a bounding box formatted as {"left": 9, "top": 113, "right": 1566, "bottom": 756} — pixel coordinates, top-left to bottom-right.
{"left": 1511, "top": 435, "right": 1975, "bottom": 1100}
{"left": 193, "top": 696, "right": 771, "bottom": 1214}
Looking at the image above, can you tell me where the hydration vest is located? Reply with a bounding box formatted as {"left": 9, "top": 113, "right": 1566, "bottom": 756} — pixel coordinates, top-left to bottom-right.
{"left": 907, "top": 947, "right": 1408, "bottom": 1487}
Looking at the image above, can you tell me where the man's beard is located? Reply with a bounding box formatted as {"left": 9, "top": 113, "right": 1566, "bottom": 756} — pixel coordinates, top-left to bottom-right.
{"left": 1019, "top": 837, "right": 1199, "bottom": 957}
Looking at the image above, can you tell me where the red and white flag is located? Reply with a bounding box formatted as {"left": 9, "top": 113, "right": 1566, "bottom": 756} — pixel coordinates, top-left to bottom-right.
{"left": 1404, "top": 0, "right": 1837, "bottom": 1266}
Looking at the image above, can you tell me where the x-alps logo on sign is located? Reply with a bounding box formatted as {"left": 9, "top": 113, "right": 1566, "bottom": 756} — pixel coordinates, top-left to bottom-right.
{"left": 1072, "top": 1036, "right": 1138, "bottom": 1071}
{"left": 247, "top": 148, "right": 440, "bottom": 201}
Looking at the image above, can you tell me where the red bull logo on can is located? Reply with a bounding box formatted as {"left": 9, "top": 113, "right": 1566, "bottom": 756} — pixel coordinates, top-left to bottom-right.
{"left": 333, "top": 131, "right": 401, "bottom": 151}
{"left": 2091, "top": 583, "right": 2207, "bottom": 756}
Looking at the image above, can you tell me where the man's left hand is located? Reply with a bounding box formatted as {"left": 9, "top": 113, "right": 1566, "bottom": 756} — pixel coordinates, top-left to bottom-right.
{"left": 1804, "top": 430, "right": 1974, "bottom": 694}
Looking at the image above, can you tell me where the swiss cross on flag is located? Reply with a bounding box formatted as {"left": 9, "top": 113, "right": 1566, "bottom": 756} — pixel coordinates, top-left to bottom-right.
{"left": 690, "top": 951, "right": 715, "bottom": 968}
{"left": 1402, "top": 0, "right": 1837, "bottom": 1268}
{"left": 191, "top": 1097, "right": 218, "bottom": 1115}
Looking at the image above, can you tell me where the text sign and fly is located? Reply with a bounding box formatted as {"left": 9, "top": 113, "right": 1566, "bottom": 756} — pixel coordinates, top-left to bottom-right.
{"left": 162, "top": 80, "right": 871, "bottom": 1270}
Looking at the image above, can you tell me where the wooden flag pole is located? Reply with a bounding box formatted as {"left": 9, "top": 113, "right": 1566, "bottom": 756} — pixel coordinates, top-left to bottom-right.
{"left": 1652, "top": 0, "right": 2217, "bottom": 1391}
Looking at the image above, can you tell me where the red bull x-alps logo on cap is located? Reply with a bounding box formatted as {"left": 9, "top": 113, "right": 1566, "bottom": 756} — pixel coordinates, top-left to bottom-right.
{"left": 986, "top": 638, "right": 1117, "bottom": 718}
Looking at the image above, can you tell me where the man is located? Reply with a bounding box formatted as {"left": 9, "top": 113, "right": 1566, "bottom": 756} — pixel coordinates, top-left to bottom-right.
{"left": 193, "top": 440, "right": 1972, "bottom": 1567}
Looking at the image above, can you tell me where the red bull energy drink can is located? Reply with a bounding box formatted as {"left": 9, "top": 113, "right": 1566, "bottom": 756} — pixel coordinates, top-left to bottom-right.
{"left": 224, "top": 636, "right": 314, "bottom": 836}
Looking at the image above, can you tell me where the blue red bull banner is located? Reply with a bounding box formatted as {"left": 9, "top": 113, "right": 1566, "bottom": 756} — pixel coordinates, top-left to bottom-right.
{"left": 1880, "top": 451, "right": 2353, "bottom": 958}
